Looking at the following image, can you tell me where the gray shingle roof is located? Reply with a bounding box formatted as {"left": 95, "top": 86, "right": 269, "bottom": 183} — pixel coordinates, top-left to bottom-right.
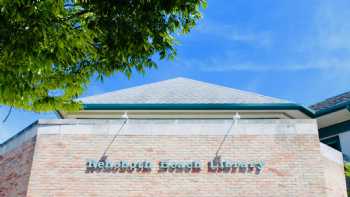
{"left": 310, "top": 91, "right": 350, "bottom": 111}
{"left": 80, "top": 77, "right": 291, "bottom": 104}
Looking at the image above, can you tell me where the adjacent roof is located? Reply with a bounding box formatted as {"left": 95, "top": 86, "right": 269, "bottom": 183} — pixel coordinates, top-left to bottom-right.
{"left": 310, "top": 91, "right": 350, "bottom": 117}
{"left": 80, "top": 77, "right": 290, "bottom": 104}
{"left": 310, "top": 91, "right": 350, "bottom": 111}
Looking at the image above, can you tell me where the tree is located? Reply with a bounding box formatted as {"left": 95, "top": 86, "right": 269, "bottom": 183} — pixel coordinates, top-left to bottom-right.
{"left": 0, "top": 0, "right": 206, "bottom": 112}
{"left": 346, "top": 162, "right": 350, "bottom": 195}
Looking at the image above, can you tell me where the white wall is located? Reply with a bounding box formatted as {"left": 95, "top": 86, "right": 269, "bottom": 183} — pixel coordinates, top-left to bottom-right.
{"left": 339, "top": 131, "right": 350, "bottom": 161}
{"left": 320, "top": 143, "right": 348, "bottom": 197}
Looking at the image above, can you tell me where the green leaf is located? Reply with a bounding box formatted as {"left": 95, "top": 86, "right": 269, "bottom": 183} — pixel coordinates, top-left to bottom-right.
{"left": 0, "top": 0, "right": 206, "bottom": 112}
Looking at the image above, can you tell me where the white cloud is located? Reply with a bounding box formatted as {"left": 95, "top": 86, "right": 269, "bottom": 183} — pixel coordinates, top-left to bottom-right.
{"left": 314, "top": 0, "right": 350, "bottom": 51}
{"left": 195, "top": 20, "right": 273, "bottom": 48}
{"left": 176, "top": 51, "right": 350, "bottom": 72}
{"left": 182, "top": 0, "right": 350, "bottom": 73}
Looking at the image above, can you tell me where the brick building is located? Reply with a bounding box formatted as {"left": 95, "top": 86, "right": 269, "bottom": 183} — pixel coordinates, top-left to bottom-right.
{"left": 0, "top": 77, "right": 348, "bottom": 197}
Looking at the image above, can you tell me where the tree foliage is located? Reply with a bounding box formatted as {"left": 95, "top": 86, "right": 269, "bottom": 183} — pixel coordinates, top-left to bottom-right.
{"left": 346, "top": 163, "right": 350, "bottom": 195}
{"left": 0, "top": 0, "right": 206, "bottom": 112}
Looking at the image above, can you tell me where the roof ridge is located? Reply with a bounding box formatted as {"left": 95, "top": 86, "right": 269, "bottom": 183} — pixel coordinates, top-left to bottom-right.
{"left": 79, "top": 77, "right": 291, "bottom": 104}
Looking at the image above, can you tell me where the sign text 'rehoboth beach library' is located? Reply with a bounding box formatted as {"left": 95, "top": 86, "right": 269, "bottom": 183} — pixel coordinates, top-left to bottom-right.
{"left": 86, "top": 159, "right": 265, "bottom": 174}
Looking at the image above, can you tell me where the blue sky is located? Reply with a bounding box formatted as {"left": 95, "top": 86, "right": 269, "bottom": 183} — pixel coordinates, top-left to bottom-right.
{"left": 1, "top": 0, "right": 350, "bottom": 142}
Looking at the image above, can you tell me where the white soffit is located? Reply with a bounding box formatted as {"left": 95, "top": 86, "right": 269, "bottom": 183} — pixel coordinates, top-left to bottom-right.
{"left": 317, "top": 109, "right": 350, "bottom": 129}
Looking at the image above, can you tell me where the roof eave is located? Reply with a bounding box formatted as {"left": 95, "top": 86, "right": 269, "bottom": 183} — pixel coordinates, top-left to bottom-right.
{"left": 80, "top": 103, "right": 315, "bottom": 118}
{"left": 314, "top": 101, "right": 350, "bottom": 118}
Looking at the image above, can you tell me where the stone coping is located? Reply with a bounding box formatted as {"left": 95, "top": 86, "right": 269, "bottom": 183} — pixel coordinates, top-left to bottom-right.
{"left": 1, "top": 118, "right": 317, "bottom": 155}
{"left": 320, "top": 143, "right": 344, "bottom": 165}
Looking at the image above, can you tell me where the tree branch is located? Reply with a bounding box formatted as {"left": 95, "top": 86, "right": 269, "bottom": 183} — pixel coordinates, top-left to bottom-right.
{"left": 2, "top": 106, "right": 13, "bottom": 123}
{"left": 62, "top": 9, "right": 92, "bottom": 21}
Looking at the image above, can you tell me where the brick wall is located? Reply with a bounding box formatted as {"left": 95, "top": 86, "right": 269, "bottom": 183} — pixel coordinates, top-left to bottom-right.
{"left": 0, "top": 137, "right": 36, "bottom": 197}
{"left": 2, "top": 119, "right": 343, "bottom": 197}
{"left": 26, "top": 133, "right": 325, "bottom": 197}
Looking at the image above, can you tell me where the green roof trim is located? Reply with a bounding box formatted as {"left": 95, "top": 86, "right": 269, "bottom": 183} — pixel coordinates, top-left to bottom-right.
{"left": 83, "top": 103, "right": 315, "bottom": 118}
{"left": 314, "top": 100, "right": 350, "bottom": 117}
